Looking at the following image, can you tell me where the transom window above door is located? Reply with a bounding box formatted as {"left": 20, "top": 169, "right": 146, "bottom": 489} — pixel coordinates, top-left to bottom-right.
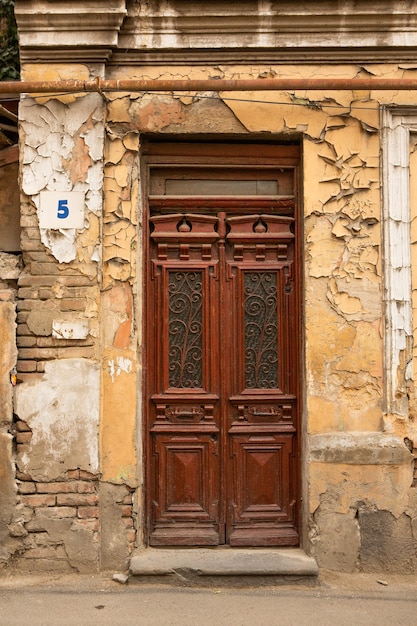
{"left": 143, "top": 141, "right": 299, "bottom": 215}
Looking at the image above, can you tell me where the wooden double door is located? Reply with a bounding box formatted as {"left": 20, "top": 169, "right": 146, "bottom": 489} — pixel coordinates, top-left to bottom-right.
{"left": 145, "top": 143, "right": 300, "bottom": 547}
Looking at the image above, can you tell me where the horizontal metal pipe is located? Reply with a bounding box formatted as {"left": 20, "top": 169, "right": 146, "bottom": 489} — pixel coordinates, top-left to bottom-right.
{"left": 1, "top": 77, "right": 417, "bottom": 94}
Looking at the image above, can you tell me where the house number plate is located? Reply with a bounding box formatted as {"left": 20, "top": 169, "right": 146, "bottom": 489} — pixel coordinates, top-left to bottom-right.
{"left": 39, "top": 191, "right": 85, "bottom": 229}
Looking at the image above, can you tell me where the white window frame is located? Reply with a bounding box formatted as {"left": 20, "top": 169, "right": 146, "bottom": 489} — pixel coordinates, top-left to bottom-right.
{"left": 382, "top": 108, "right": 417, "bottom": 417}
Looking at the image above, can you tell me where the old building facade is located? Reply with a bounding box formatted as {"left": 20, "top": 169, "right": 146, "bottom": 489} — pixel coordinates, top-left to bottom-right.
{"left": 1, "top": 0, "right": 417, "bottom": 574}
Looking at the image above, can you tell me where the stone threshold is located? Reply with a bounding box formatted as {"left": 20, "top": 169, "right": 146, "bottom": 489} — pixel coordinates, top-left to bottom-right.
{"left": 130, "top": 548, "right": 318, "bottom": 582}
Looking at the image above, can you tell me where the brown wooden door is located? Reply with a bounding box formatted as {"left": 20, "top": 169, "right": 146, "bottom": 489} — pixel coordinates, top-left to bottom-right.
{"left": 145, "top": 144, "right": 300, "bottom": 547}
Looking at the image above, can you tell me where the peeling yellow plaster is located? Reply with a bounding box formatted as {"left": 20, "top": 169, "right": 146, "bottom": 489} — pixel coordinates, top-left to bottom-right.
{"left": 309, "top": 462, "right": 412, "bottom": 518}
{"left": 123, "top": 133, "right": 139, "bottom": 151}
{"left": 305, "top": 281, "right": 356, "bottom": 381}
{"left": 306, "top": 216, "right": 343, "bottom": 278}
{"left": 325, "top": 118, "right": 379, "bottom": 163}
{"left": 308, "top": 396, "right": 342, "bottom": 434}
{"left": 103, "top": 190, "right": 121, "bottom": 213}
{"left": 221, "top": 90, "right": 331, "bottom": 138}
{"left": 336, "top": 321, "right": 382, "bottom": 380}
{"left": 330, "top": 285, "right": 362, "bottom": 316}
{"left": 303, "top": 140, "right": 326, "bottom": 216}
{"left": 107, "top": 97, "right": 132, "bottom": 123}
{"left": 337, "top": 386, "right": 382, "bottom": 431}
{"left": 77, "top": 214, "right": 100, "bottom": 264}
{"left": 102, "top": 133, "right": 139, "bottom": 290}
{"left": 105, "top": 138, "right": 126, "bottom": 165}
{"left": 114, "top": 162, "right": 130, "bottom": 188}
{"left": 101, "top": 348, "right": 137, "bottom": 485}
{"left": 22, "top": 64, "right": 91, "bottom": 104}
{"left": 350, "top": 100, "right": 379, "bottom": 130}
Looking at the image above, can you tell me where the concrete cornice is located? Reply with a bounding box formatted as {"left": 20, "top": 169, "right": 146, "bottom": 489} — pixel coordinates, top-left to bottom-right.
{"left": 110, "top": 48, "right": 417, "bottom": 67}
{"left": 14, "top": 1, "right": 417, "bottom": 65}
{"left": 15, "top": 0, "right": 127, "bottom": 63}
{"left": 114, "top": 0, "right": 417, "bottom": 64}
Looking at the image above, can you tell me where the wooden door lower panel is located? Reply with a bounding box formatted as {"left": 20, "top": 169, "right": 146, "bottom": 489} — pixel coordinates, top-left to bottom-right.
{"left": 228, "top": 432, "right": 298, "bottom": 546}
{"left": 149, "top": 431, "right": 221, "bottom": 546}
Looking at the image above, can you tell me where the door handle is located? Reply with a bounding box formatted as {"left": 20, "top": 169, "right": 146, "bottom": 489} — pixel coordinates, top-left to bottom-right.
{"left": 251, "top": 409, "right": 278, "bottom": 417}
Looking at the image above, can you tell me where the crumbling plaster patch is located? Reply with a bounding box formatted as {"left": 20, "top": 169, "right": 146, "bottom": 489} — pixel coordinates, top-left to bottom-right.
{"left": 310, "top": 461, "right": 413, "bottom": 522}
{"left": 306, "top": 297, "right": 383, "bottom": 428}
{"left": 101, "top": 282, "right": 133, "bottom": 350}
{"left": 308, "top": 459, "right": 417, "bottom": 573}
{"left": 20, "top": 94, "right": 104, "bottom": 264}
{"left": 0, "top": 432, "right": 19, "bottom": 564}
{"left": 100, "top": 482, "right": 134, "bottom": 571}
{"left": 310, "top": 508, "right": 360, "bottom": 573}
{"left": 0, "top": 302, "right": 17, "bottom": 422}
{"left": 99, "top": 127, "right": 141, "bottom": 488}
{"left": 102, "top": 133, "right": 139, "bottom": 287}
{"left": 358, "top": 508, "right": 416, "bottom": 573}
{"left": 14, "top": 359, "right": 99, "bottom": 481}
{"left": 31, "top": 516, "right": 98, "bottom": 573}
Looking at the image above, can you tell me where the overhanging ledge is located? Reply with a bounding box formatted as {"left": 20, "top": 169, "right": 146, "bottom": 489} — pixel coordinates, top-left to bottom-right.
{"left": 130, "top": 548, "right": 318, "bottom": 580}
{"left": 309, "top": 433, "right": 413, "bottom": 465}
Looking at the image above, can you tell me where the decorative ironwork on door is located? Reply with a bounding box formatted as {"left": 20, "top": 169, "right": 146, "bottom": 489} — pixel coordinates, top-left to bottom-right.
{"left": 168, "top": 270, "right": 203, "bottom": 388}
{"left": 244, "top": 272, "right": 279, "bottom": 389}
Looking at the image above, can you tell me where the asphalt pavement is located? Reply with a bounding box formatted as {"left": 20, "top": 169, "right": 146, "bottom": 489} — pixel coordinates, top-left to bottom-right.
{"left": 0, "top": 569, "right": 416, "bottom": 626}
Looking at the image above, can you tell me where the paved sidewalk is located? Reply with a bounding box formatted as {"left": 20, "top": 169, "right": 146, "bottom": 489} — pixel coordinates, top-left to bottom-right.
{"left": 0, "top": 570, "right": 416, "bottom": 626}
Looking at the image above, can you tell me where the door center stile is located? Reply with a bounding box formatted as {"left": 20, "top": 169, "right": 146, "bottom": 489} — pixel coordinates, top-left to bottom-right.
{"left": 217, "top": 211, "right": 228, "bottom": 542}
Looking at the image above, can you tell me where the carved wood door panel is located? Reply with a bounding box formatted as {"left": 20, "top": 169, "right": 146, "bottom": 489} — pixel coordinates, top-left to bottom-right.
{"left": 145, "top": 144, "right": 300, "bottom": 547}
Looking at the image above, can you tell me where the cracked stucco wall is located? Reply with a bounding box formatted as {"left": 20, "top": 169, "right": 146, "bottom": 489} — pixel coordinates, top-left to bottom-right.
{"left": 10, "top": 60, "right": 417, "bottom": 572}
{"left": 103, "top": 61, "right": 417, "bottom": 572}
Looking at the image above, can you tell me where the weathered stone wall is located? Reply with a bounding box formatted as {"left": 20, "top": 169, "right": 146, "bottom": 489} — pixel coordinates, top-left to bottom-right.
{"left": 7, "top": 59, "right": 417, "bottom": 573}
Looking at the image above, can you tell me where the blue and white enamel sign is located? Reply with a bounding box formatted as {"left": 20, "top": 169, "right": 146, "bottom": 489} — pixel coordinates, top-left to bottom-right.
{"left": 39, "top": 191, "right": 85, "bottom": 229}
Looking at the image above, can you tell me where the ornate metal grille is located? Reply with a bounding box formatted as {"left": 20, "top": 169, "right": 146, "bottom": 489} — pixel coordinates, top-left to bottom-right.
{"left": 244, "top": 272, "right": 278, "bottom": 388}
{"left": 168, "top": 271, "right": 203, "bottom": 388}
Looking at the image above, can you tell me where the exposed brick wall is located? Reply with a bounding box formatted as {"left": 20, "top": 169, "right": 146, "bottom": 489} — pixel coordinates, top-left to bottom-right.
{"left": 16, "top": 205, "right": 99, "bottom": 383}
{"left": 121, "top": 487, "right": 136, "bottom": 556}
{"left": 10, "top": 205, "right": 140, "bottom": 572}
{"left": 15, "top": 469, "right": 100, "bottom": 571}
{"left": 12, "top": 461, "right": 137, "bottom": 571}
{"left": 13, "top": 419, "right": 32, "bottom": 454}
{"left": 16, "top": 274, "right": 97, "bottom": 380}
